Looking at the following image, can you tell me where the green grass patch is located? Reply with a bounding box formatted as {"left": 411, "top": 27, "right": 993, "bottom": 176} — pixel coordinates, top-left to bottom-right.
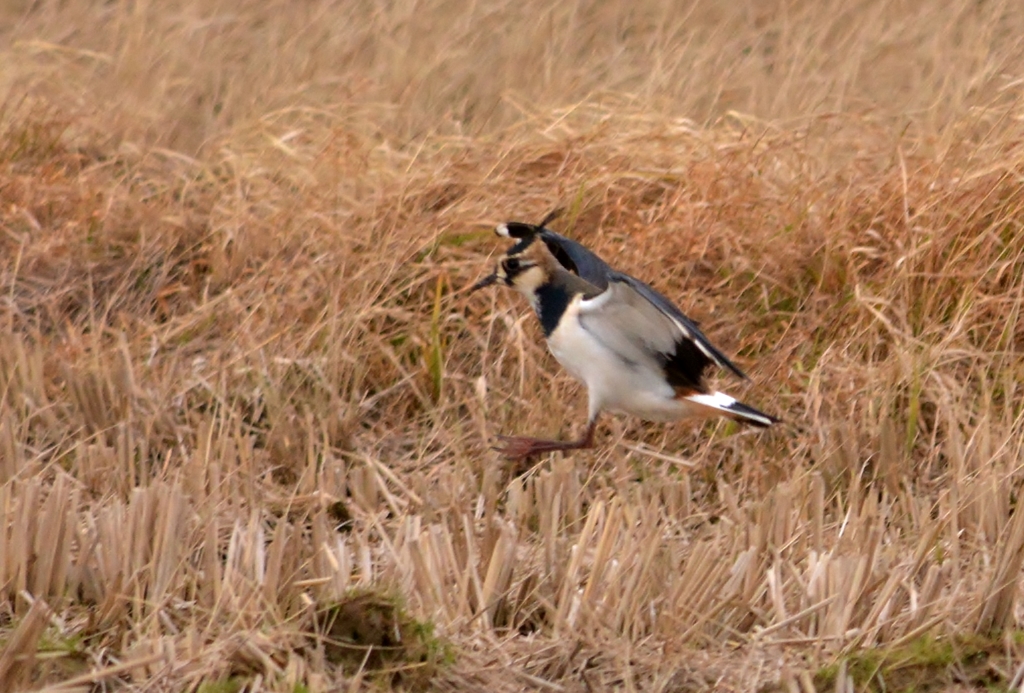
{"left": 813, "top": 633, "right": 1016, "bottom": 693}
{"left": 197, "top": 678, "right": 244, "bottom": 693}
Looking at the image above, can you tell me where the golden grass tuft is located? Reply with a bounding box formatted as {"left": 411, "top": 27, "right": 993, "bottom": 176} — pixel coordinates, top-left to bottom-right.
{"left": 2, "top": 0, "right": 1024, "bottom": 690}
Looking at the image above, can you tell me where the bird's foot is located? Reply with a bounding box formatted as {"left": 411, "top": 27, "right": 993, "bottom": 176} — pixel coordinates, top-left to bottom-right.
{"left": 493, "top": 435, "right": 590, "bottom": 463}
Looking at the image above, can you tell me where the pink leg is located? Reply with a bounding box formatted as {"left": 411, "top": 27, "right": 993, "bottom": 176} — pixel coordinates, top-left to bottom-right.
{"left": 494, "top": 419, "right": 598, "bottom": 462}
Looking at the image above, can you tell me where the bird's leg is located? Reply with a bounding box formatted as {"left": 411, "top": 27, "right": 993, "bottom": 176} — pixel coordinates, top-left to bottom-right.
{"left": 494, "top": 418, "right": 598, "bottom": 462}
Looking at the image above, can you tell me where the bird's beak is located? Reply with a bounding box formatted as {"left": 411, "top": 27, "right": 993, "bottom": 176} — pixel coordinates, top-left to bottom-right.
{"left": 469, "top": 273, "right": 498, "bottom": 293}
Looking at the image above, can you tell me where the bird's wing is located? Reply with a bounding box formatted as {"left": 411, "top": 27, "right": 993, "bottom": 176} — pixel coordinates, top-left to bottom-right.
{"left": 577, "top": 279, "right": 715, "bottom": 391}
{"left": 537, "top": 230, "right": 615, "bottom": 289}
{"left": 606, "top": 272, "right": 748, "bottom": 380}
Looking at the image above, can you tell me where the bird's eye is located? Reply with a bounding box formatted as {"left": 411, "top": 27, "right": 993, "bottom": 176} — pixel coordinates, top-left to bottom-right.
{"left": 503, "top": 257, "right": 520, "bottom": 273}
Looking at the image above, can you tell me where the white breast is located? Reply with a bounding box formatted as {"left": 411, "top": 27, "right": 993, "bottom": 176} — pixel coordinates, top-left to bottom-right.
{"left": 545, "top": 296, "right": 695, "bottom": 422}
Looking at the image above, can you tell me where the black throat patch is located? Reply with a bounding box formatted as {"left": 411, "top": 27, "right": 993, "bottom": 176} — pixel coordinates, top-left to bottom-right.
{"left": 534, "top": 283, "right": 573, "bottom": 338}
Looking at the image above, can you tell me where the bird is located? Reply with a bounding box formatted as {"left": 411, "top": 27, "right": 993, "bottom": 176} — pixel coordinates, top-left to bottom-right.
{"left": 471, "top": 221, "right": 778, "bottom": 461}
{"left": 491, "top": 217, "right": 746, "bottom": 380}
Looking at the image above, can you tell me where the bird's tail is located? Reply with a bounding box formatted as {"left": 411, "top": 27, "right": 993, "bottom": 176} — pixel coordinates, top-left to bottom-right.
{"left": 684, "top": 392, "right": 779, "bottom": 428}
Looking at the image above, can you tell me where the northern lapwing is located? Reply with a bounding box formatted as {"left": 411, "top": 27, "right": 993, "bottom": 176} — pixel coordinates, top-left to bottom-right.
{"left": 471, "top": 221, "right": 777, "bottom": 461}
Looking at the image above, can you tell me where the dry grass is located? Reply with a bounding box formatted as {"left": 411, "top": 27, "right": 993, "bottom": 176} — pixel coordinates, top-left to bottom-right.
{"left": 1, "top": 0, "right": 1024, "bottom": 691}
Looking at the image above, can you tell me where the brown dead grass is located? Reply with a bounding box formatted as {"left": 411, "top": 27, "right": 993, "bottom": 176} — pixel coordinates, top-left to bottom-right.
{"left": 1, "top": 0, "right": 1024, "bottom": 691}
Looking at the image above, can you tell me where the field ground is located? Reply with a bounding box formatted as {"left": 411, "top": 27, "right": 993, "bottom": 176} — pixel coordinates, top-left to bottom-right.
{"left": 2, "top": 1, "right": 1024, "bottom": 691}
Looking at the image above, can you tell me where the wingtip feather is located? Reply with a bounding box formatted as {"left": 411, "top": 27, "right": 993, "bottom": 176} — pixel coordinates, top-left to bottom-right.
{"left": 723, "top": 400, "right": 779, "bottom": 427}
{"left": 686, "top": 392, "right": 778, "bottom": 427}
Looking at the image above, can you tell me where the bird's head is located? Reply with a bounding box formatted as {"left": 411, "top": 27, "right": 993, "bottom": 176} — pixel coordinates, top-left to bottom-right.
{"left": 470, "top": 229, "right": 554, "bottom": 303}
